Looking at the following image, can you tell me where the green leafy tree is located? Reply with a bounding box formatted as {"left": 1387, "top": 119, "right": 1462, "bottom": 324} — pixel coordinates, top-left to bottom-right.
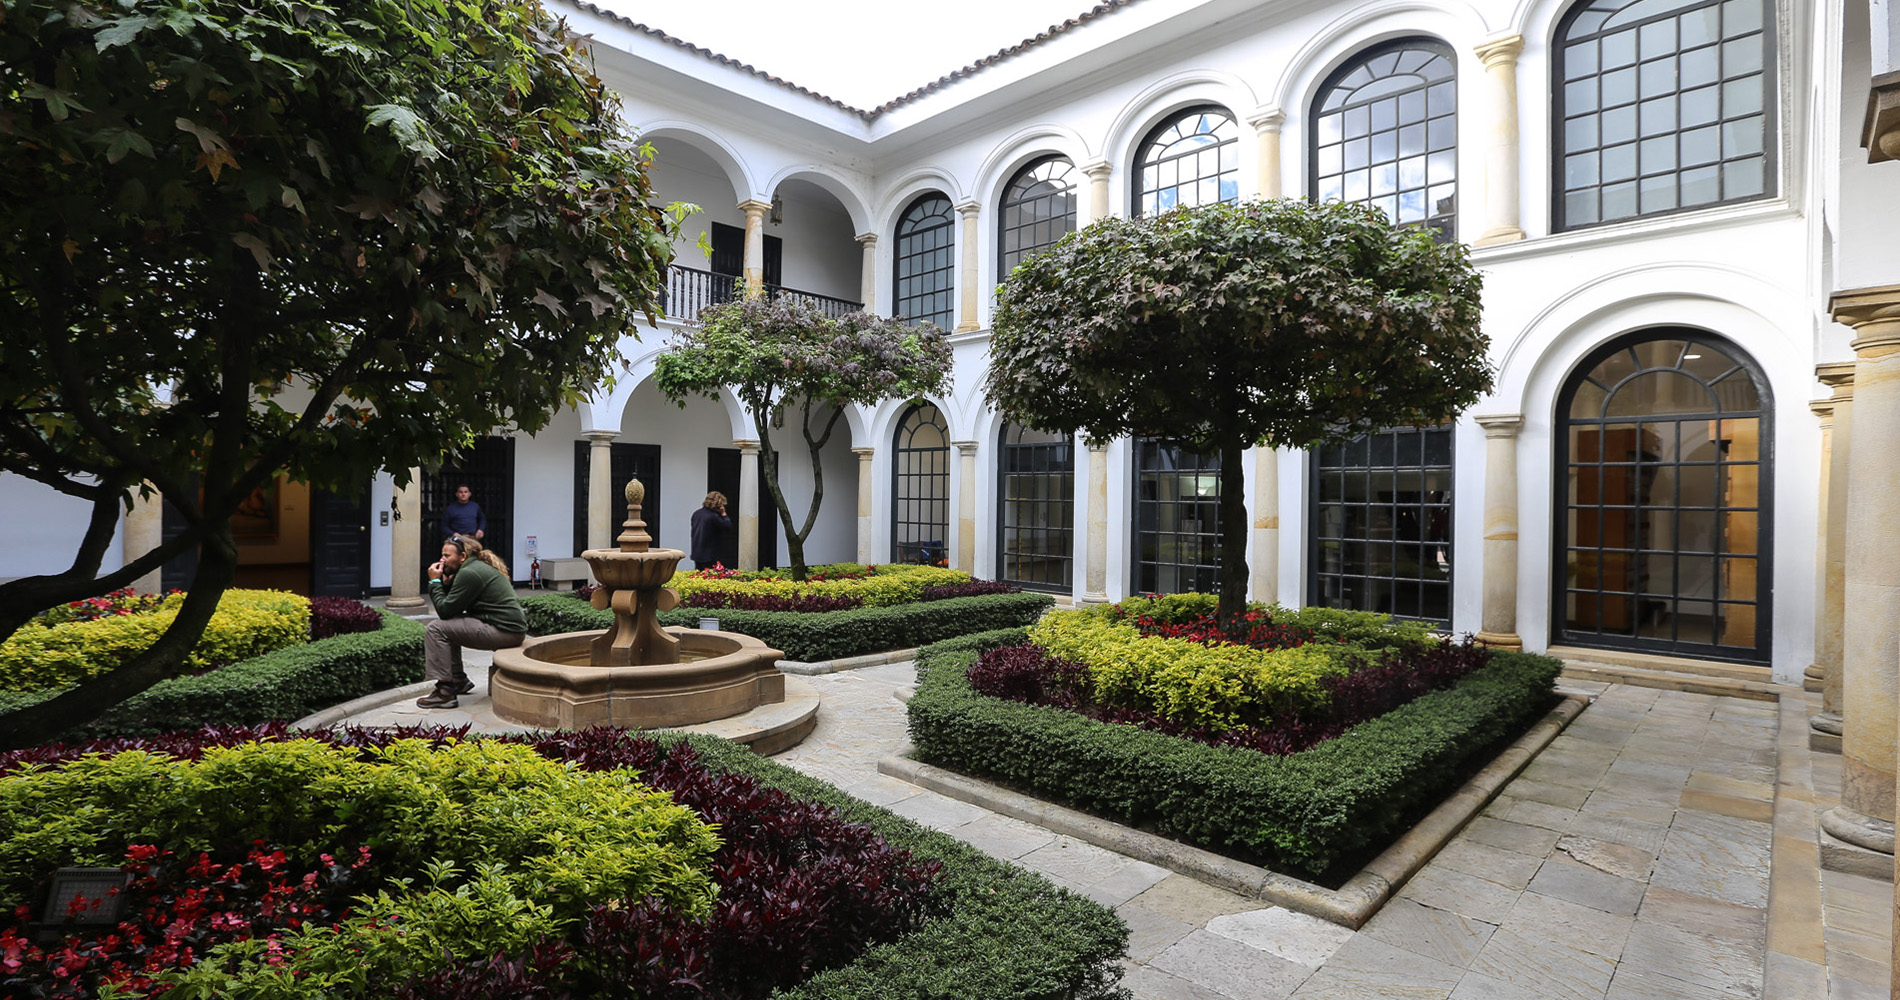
{"left": 654, "top": 297, "right": 951, "bottom": 582}
{"left": 0, "top": 0, "right": 676, "bottom": 749}
{"left": 987, "top": 199, "right": 1492, "bottom": 627}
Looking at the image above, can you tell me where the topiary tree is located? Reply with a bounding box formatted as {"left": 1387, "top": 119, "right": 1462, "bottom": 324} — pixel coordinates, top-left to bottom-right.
{"left": 654, "top": 297, "right": 951, "bottom": 582}
{"left": 987, "top": 198, "right": 1492, "bottom": 628}
{"left": 0, "top": 0, "right": 676, "bottom": 748}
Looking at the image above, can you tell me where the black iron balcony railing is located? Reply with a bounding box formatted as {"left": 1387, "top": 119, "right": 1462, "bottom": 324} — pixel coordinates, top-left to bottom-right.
{"left": 663, "top": 264, "right": 864, "bottom": 323}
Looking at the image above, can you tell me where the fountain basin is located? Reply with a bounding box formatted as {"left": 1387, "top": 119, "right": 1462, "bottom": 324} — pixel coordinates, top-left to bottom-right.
{"left": 491, "top": 627, "right": 786, "bottom": 731}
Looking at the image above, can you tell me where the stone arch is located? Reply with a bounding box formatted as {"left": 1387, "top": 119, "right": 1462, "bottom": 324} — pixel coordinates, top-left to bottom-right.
{"left": 762, "top": 164, "right": 876, "bottom": 236}
{"left": 630, "top": 120, "right": 757, "bottom": 205}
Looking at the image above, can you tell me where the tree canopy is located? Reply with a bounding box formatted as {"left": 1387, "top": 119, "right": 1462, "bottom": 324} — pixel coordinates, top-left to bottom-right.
{"left": 0, "top": 0, "right": 674, "bottom": 748}
{"left": 654, "top": 297, "right": 951, "bottom": 581}
{"left": 987, "top": 198, "right": 1492, "bottom": 623}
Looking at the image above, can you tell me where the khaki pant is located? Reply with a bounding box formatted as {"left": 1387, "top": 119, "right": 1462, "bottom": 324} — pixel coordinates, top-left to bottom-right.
{"left": 424, "top": 617, "right": 525, "bottom": 686}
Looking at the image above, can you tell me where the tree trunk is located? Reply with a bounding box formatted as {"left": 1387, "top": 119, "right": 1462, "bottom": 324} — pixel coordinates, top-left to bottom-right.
{"left": 753, "top": 410, "right": 806, "bottom": 582}
{"left": 1217, "top": 439, "right": 1250, "bottom": 634}
{"left": 0, "top": 524, "right": 241, "bottom": 751}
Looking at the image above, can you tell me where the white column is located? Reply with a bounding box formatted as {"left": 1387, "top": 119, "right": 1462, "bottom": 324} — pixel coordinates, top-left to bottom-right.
{"left": 1248, "top": 109, "right": 1285, "bottom": 200}
{"left": 1083, "top": 444, "right": 1109, "bottom": 603}
{"left": 386, "top": 469, "right": 426, "bottom": 610}
{"left": 954, "top": 440, "right": 978, "bottom": 572}
{"left": 853, "top": 446, "right": 876, "bottom": 564}
{"left": 736, "top": 439, "right": 761, "bottom": 570}
{"left": 1475, "top": 415, "right": 1524, "bottom": 650}
{"left": 1249, "top": 448, "right": 1279, "bottom": 605}
{"left": 857, "top": 233, "right": 878, "bottom": 313}
{"left": 1825, "top": 285, "right": 1900, "bottom": 865}
{"left": 123, "top": 485, "right": 164, "bottom": 594}
{"left": 1814, "top": 364, "right": 1855, "bottom": 743}
{"left": 585, "top": 430, "right": 617, "bottom": 553}
{"left": 739, "top": 199, "right": 771, "bottom": 297}
{"left": 1081, "top": 160, "right": 1112, "bottom": 227}
{"left": 1473, "top": 35, "right": 1526, "bottom": 247}
{"left": 954, "top": 200, "right": 981, "bottom": 332}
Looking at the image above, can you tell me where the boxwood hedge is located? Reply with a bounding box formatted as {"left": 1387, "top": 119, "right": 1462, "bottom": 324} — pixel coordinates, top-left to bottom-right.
{"left": 521, "top": 591, "right": 1054, "bottom": 662}
{"left": 672, "top": 732, "right": 1131, "bottom": 1000}
{"left": 0, "top": 611, "right": 423, "bottom": 740}
{"left": 907, "top": 628, "right": 1562, "bottom": 876}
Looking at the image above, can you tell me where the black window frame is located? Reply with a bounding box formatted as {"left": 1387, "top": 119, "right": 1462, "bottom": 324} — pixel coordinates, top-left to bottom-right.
{"left": 891, "top": 403, "right": 951, "bottom": 565}
{"left": 1131, "top": 438, "right": 1222, "bottom": 594}
{"left": 1132, "top": 105, "right": 1241, "bottom": 218}
{"left": 998, "top": 155, "right": 1079, "bottom": 277}
{"left": 893, "top": 193, "right": 956, "bottom": 328}
{"left": 1552, "top": 0, "right": 1777, "bottom": 231}
{"left": 1551, "top": 328, "right": 1774, "bottom": 664}
{"left": 1308, "top": 38, "right": 1459, "bottom": 241}
{"left": 996, "top": 423, "right": 1075, "bottom": 593}
{"left": 1306, "top": 426, "right": 1456, "bottom": 628}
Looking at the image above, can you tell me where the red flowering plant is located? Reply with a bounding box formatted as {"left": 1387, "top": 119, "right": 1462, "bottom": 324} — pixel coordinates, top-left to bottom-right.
{"left": 30, "top": 589, "right": 179, "bottom": 629}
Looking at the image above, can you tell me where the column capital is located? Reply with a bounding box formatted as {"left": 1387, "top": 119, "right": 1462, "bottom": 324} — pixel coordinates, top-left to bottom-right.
{"left": 952, "top": 440, "right": 978, "bottom": 455}
{"left": 1817, "top": 360, "right": 1856, "bottom": 400}
{"left": 851, "top": 446, "right": 876, "bottom": 458}
{"left": 856, "top": 232, "right": 878, "bottom": 246}
{"left": 738, "top": 199, "right": 772, "bottom": 216}
{"left": 1475, "top": 414, "right": 1524, "bottom": 437}
{"left": 1831, "top": 284, "right": 1900, "bottom": 352}
{"left": 583, "top": 429, "right": 619, "bottom": 443}
{"left": 953, "top": 199, "right": 981, "bottom": 218}
{"left": 1811, "top": 398, "right": 1836, "bottom": 421}
{"left": 734, "top": 439, "right": 761, "bottom": 455}
{"left": 1080, "top": 159, "right": 1113, "bottom": 180}
{"left": 1474, "top": 33, "right": 1525, "bottom": 68}
{"left": 1246, "top": 107, "right": 1286, "bottom": 132}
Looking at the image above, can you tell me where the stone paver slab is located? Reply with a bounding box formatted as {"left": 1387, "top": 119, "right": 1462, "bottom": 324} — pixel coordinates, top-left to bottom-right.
{"left": 946, "top": 812, "right": 1057, "bottom": 859}
{"left": 1205, "top": 907, "right": 1355, "bottom": 968}
{"left": 1502, "top": 890, "right": 1633, "bottom": 960}
{"left": 1634, "top": 885, "right": 1764, "bottom": 944}
{"left": 1286, "top": 934, "right": 1462, "bottom": 999}
{"left": 1129, "top": 875, "right": 1261, "bottom": 925}
{"left": 1360, "top": 896, "right": 1497, "bottom": 969}
{"left": 1554, "top": 834, "right": 1654, "bottom": 881}
{"left": 1468, "top": 925, "right": 1615, "bottom": 1000}
{"left": 1149, "top": 929, "right": 1312, "bottom": 999}
{"left": 1527, "top": 856, "right": 1646, "bottom": 916}
{"left": 1460, "top": 816, "right": 1563, "bottom": 857}
{"left": 1608, "top": 921, "right": 1763, "bottom": 999}
{"left": 1119, "top": 903, "right": 1200, "bottom": 963}
{"left": 1432, "top": 838, "right": 1542, "bottom": 891}
{"left": 1399, "top": 865, "right": 1524, "bottom": 926}
{"left": 1084, "top": 860, "right": 1173, "bottom": 908}
{"left": 1649, "top": 809, "right": 1771, "bottom": 908}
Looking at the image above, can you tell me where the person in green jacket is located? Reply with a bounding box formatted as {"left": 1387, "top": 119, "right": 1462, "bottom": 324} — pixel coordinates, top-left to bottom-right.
{"left": 417, "top": 534, "right": 527, "bottom": 708}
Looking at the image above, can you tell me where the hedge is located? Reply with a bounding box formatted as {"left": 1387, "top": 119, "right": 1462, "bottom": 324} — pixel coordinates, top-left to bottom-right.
{"left": 0, "top": 611, "right": 423, "bottom": 740}
{"left": 907, "top": 628, "right": 1562, "bottom": 876}
{"left": 522, "top": 591, "right": 1054, "bottom": 662}
{"left": 671, "top": 564, "right": 972, "bottom": 608}
{"left": 671, "top": 732, "right": 1130, "bottom": 1000}
{"left": 0, "top": 589, "right": 310, "bottom": 692}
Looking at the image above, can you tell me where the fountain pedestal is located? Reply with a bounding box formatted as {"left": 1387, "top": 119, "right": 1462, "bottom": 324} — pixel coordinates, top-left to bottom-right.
{"left": 490, "top": 479, "right": 787, "bottom": 732}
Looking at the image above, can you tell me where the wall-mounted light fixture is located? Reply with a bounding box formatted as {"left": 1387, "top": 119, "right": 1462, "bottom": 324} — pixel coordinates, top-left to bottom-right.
{"left": 769, "top": 194, "right": 783, "bottom": 225}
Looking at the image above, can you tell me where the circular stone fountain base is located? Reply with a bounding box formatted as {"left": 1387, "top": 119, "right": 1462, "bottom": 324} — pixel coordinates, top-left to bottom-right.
{"left": 492, "top": 627, "right": 789, "bottom": 733}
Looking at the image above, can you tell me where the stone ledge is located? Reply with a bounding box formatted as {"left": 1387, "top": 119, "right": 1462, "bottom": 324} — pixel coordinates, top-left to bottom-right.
{"left": 1556, "top": 658, "right": 1792, "bottom": 702}
{"left": 878, "top": 694, "right": 1587, "bottom": 929}
{"left": 776, "top": 647, "right": 920, "bottom": 676}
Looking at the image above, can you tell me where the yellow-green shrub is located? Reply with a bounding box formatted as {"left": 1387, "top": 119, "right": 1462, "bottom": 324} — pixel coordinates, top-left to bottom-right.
{"left": 1028, "top": 609, "right": 1359, "bottom": 730}
{"left": 669, "top": 565, "right": 970, "bottom": 607}
{"left": 0, "top": 589, "right": 311, "bottom": 692}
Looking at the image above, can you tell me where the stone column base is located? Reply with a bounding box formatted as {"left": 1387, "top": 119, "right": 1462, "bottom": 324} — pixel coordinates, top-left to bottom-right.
{"left": 1820, "top": 805, "right": 1895, "bottom": 879}
{"left": 1080, "top": 591, "right": 1110, "bottom": 606}
{"left": 1472, "top": 226, "right": 1525, "bottom": 247}
{"left": 1803, "top": 663, "right": 1824, "bottom": 693}
{"left": 385, "top": 596, "right": 427, "bottom": 611}
{"left": 1809, "top": 712, "right": 1843, "bottom": 754}
{"left": 1474, "top": 630, "right": 1523, "bottom": 651}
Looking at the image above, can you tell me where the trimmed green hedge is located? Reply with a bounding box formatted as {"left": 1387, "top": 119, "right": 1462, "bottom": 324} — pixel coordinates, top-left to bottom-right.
{"left": 0, "top": 611, "right": 423, "bottom": 740}
{"left": 522, "top": 592, "right": 1054, "bottom": 662}
{"left": 671, "top": 732, "right": 1130, "bottom": 1000}
{"left": 907, "top": 629, "right": 1561, "bottom": 876}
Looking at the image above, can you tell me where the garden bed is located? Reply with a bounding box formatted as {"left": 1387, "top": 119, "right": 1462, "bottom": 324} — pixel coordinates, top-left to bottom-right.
{"left": 906, "top": 621, "right": 1562, "bottom": 880}
{"left": 0, "top": 725, "right": 1129, "bottom": 1000}
{"left": 522, "top": 563, "right": 1053, "bottom": 661}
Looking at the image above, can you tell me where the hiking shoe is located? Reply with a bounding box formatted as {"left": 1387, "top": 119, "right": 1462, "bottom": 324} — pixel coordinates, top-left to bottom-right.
{"left": 415, "top": 688, "right": 459, "bottom": 709}
{"left": 452, "top": 677, "right": 476, "bottom": 696}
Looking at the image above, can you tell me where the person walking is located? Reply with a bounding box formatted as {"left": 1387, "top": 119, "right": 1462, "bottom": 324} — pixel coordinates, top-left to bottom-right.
{"left": 417, "top": 535, "right": 526, "bottom": 708}
{"left": 441, "top": 484, "right": 485, "bottom": 541}
{"left": 689, "top": 491, "right": 733, "bottom": 570}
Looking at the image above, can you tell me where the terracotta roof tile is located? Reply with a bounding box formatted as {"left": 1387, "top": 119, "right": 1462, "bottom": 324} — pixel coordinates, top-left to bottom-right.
{"left": 569, "top": 0, "right": 1144, "bottom": 121}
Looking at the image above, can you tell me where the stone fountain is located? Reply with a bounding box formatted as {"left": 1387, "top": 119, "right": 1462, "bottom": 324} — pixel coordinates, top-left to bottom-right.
{"left": 490, "top": 478, "right": 788, "bottom": 732}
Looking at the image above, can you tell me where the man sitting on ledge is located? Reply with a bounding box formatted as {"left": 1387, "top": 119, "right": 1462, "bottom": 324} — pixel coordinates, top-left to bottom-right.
{"left": 418, "top": 535, "right": 527, "bottom": 709}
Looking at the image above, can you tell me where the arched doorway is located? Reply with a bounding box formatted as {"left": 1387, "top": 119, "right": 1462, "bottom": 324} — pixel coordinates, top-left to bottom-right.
{"left": 1554, "top": 331, "right": 1772, "bottom": 662}
{"left": 891, "top": 404, "right": 950, "bottom": 564}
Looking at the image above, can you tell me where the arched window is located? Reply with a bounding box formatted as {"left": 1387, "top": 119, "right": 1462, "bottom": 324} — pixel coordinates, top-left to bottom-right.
{"left": 1310, "top": 426, "right": 1455, "bottom": 626}
{"left": 997, "top": 424, "right": 1075, "bottom": 591}
{"left": 1134, "top": 439, "right": 1221, "bottom": 594}
{"left": 1555, "top": 0, "right": 1773, "bottom": 229}
{"left": 892, "top": 404, "right": 950, "bottom": 564}
{"left": 998, "top": 157, "right": 1078, "bottom": 275}
{"left": 1134, "top": 107, "right": 1239, "bottom": 217}
{"left": 894, "top": 194, "right": 955, "bottom": 327}
{"left": 1311, "top": 40, "right": 1457, "bottom": 240}
{"left": 1556, "top": 332, "right": 1772, "bottom": 662}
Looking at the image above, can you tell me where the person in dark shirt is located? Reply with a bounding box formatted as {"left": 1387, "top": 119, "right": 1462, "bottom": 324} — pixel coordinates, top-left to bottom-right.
{"left": 441, "top": 484, "right": 484, "bottom": 541}
{"left": 689, "top": 491, "right": 733, "bottom": 570}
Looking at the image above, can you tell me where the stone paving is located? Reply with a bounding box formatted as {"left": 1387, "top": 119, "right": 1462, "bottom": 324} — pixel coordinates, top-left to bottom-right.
{"left": 334, "top": 638, "right": 1890, "bottom": 998}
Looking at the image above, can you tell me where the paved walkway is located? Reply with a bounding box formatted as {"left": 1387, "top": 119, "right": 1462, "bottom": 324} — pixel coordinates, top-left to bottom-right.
{"left": 332, "top": 652, "right": 1892, "bottom": 998}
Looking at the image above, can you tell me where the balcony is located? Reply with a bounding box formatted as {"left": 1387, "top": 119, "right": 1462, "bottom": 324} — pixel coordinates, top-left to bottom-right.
{"left": 664, "top": 264, "right": 864, "bottom": 324}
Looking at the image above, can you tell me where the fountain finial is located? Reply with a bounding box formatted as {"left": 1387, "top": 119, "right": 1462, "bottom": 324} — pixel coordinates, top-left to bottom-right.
{"left": 618, "top": 477, "right": 652, "bottom": 552}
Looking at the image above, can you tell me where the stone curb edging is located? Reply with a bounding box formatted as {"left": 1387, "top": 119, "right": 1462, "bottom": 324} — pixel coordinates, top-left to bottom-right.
{"left": 294, "top": 680, "right": 441, "bottom": 729}
{"left": 878, "top": 693, "right": 1588, "bottom": 929}
{"left": 775, "top": 647, "right": 921, "bottom": 676}
{"left": 1558, "top": 663, "right": 1796, "bottom": 702}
